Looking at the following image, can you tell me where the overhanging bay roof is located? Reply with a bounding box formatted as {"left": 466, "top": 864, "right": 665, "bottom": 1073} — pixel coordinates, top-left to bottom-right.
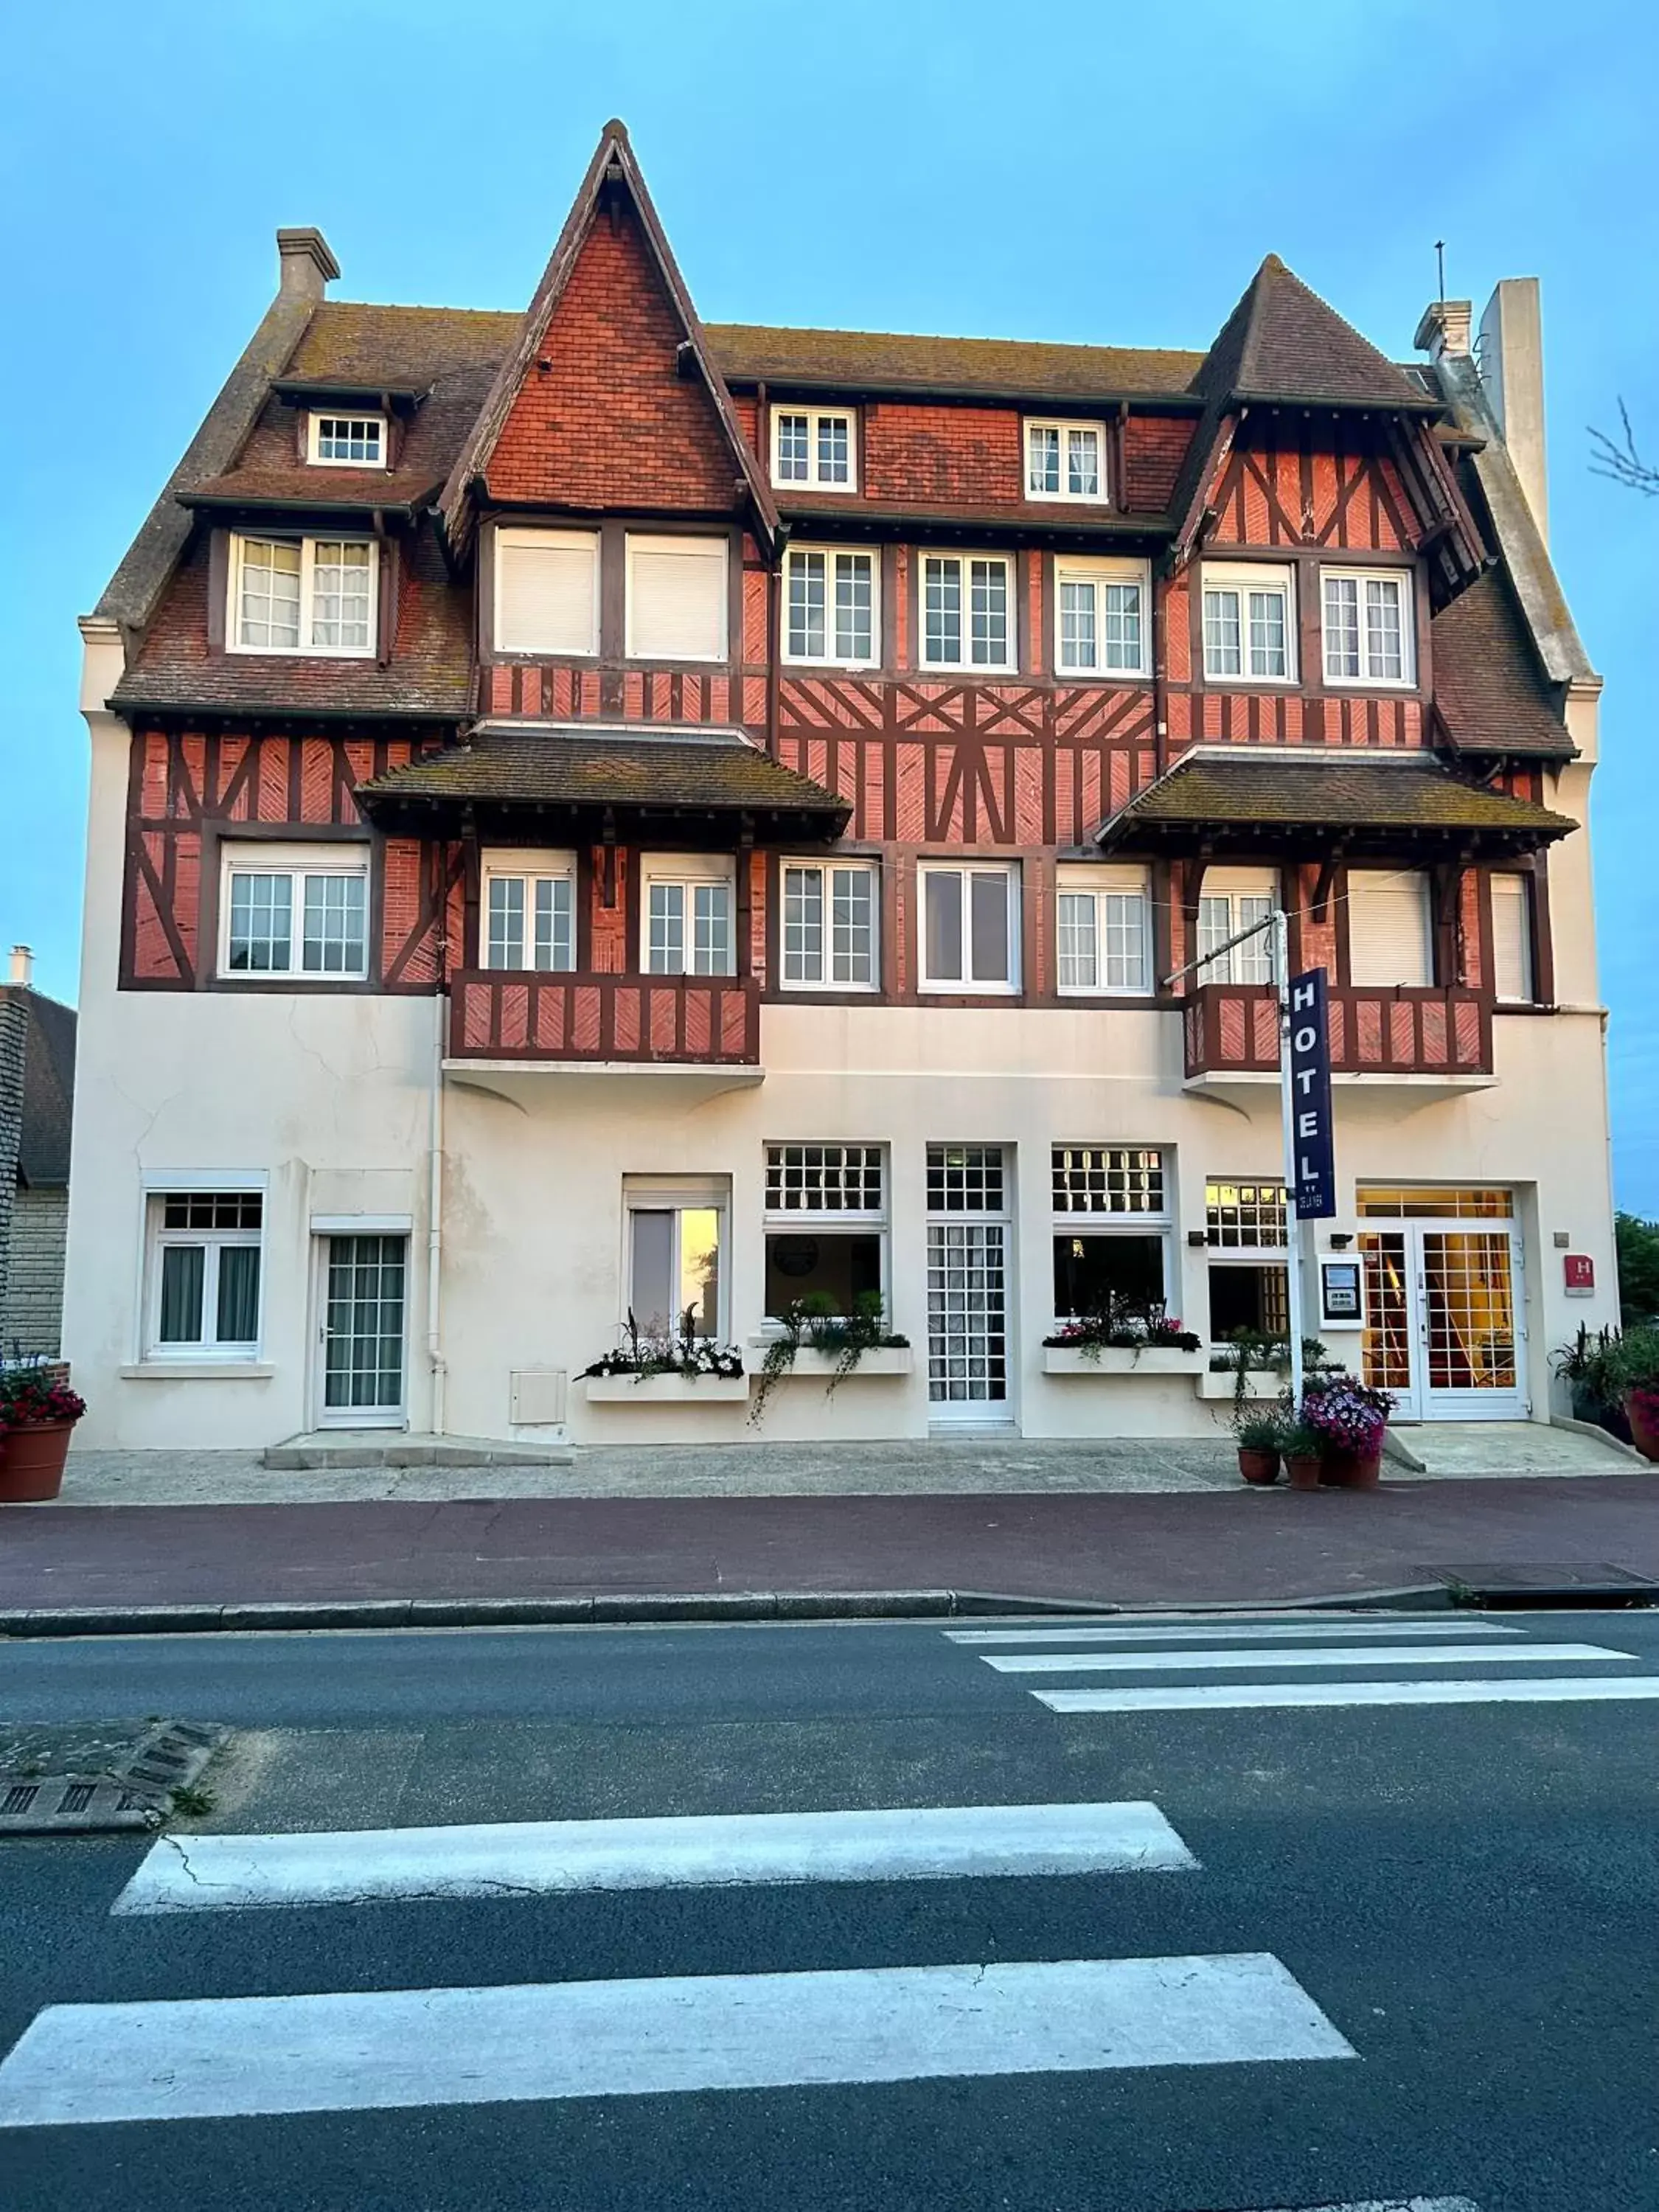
{"left": 1095, "top": 753, "right": 1575, "bottom": 858}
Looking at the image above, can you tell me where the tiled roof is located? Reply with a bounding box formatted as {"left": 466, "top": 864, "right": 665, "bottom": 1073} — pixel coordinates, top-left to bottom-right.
{"left": 1202, "top": 256, "right": 1439, "bottom": 414}
{"left": 181, "top": 466, "right": 443, "bottom": 512}
{"left": 1097, "top": 753, "right": 1573, "bottom": 852}
{"left": 358, "top": 729, "right": 849, "bottom": 831}
{"left": 776, "top": 496, "right": 1167, "bottom": 538}
{"left": 706, "top": 324, "right": 1207, "bottom": 402}
{"left": 0, "top": 987, "right": 75, "bottom": 1189}
{"left": 282, "top": 303, "right": 521, "bottom": 386}
{"left": 1432, "top": 571, "right": 1576, "bottom": 759}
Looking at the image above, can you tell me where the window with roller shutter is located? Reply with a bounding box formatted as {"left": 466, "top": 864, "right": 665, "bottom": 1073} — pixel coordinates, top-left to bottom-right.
{"left": 1491, "top": 872, "right": 1535, "bottom": 1003}
{"left": 493, "top": 529, "right": 599, "bottom": 656}
{"left": 625, "top": 535, "right": 729, "bottom": 662}
{"left": 1346, "top": 870, "right": 1433, "bottom": 988}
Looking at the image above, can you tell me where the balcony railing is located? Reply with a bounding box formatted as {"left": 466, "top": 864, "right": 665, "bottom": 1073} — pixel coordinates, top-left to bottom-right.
{"left": 1183, "top": 982, "right": 1493, "bottom": 1081}
{"left": 448, "top": 970, "right": 761, "bottom": 1065}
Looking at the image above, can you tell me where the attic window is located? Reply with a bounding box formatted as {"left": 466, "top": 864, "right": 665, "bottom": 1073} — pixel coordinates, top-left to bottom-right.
{"left": 307, "top": 413, "right": 387, "bottom": 468}
{"left": 1026, "top": 420, "right": 1107, "bottom": 504}
{"left": 771, "top": 407, "right": 856, "bottom": 493}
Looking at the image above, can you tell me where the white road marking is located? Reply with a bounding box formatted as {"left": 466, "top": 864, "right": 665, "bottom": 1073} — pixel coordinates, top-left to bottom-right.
{"left": 0, "top": 1953, "right": 1354, "bottom": 2125}
{"left": 111, "top": 1799, "right": 1196, "bottom": 1915}
{"left": 947, "top": 1621, "right": 1517, "bottom": 1646}
{"left": 1197, "top": 2200, "right": 1481, "bottom": 2211}
{"left": 1035, "top": 1676, "right": 1659, "bottom": 1714}
{"left": 982, "top": 1641, "right": 1630, "bottom": 1675}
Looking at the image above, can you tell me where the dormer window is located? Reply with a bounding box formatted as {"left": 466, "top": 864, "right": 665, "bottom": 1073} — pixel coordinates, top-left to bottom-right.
{"left": 229, "top": 534, "right": 378, "bottom": 657}
{"left": 307, "top": 412, "right": 387, "bottom": 467}
{"left": 1025, "top": 419, "right": 1107, "bottom": 504}
{"left": 771, "top": 406, "right": 856, "bottom": 493}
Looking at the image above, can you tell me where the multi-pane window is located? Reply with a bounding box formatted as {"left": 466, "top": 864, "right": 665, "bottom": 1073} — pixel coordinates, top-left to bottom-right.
{"left": 1206, "top": 1179, "right": 1288, "bottom": 1248}
{"left": 1051, "top": 1146, "right": 1169, "bottom": 1320}
{"left": 146, "top": 1191, "right": 263, "bottom": 1358}
{"left": 919, "top": 862, "right": 1020, "bottom": 992}
{"left": 780, "top": 861, "right": 879, "bottom": 989}
{"left": 220, "top": 846, "right": 369, "bottom": 981}
{"left": 784, "top": 548, "right": 878, "bottom": 666}
{"left": 1196, "top": 869, "right": 1279, "bottom": 987}
{"left": 1056, "top": 867, "right": 1152, "bottom": 994}
{"left": 1322, "top": 570, "right": 1411, "bottom": 684}
{"left": 625, "top": 1178, "right": 729, "bottom": 1339}
{"left": 771, "top": 407, "right": 856, "bottom": 491}
{"left": 1025, "top": 419, "right": 1107, "bottom": 503}
{"left": 1204, "top": 1178, "right": 1289, "bottom": 1343}
{"left": 483, "top": 855, "right": 577, "bottom": 973}
{"left": 927, "top": 1144, "right": 1005, "bottom": 1213}
{"left": 1201, "top": 565, "right": 1293, "bottom": 681}
{"left": 1054, "top": 560, "right": 1147, "bottom": 675}
{"left": 921, "top": 554, "right": 1015, "bottom": 671}
{"left": 643, "top": 859, "right": 734, "bottom": 977}
{"left": 763, "top": 1144, "right": 886, "bottom": 1321}
{"left": 307, "top": 413, "right": 386, "bottom": 467}
{"left": 231, "top": 534, "right": 377, "bottom": 656}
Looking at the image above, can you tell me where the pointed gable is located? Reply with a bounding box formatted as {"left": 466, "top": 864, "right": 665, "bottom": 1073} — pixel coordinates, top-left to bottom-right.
{"left": 440, "top": 122, "right": 776, "bottom": 549}
{"left": 1212, "top": 254, "right": 1438, "bottom": 415}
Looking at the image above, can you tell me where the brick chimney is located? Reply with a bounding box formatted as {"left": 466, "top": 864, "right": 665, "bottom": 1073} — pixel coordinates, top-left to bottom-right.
{"left": 276, "top": 226, "right": 340, "bottom": 304}
{"left": 1478, "top": 278, "right": 1549, "bottom": 547}
{"left": 1413, "top": 296, "right": 1472, "bottom": 359}
{"left": 8, "top": 945, "right": 32, "bottom": 989}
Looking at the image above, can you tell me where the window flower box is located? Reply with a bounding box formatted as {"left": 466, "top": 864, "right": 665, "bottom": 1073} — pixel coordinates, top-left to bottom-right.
{"left": 746, "top": 1344, "right": 914, "bottom": 1380}
{"left": 1195, "top": 1366, "right": 1284, "bottom": 1402}
{"left": 1043, "top": 1345, "right": 1207, "bottom": 1377}
{"left": 582, "top": 1373, "right": 750, "bottom": 1405}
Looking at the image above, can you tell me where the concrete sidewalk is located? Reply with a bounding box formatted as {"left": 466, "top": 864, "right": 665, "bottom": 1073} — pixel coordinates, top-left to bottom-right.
{"left": 2, "top": 1473, "right": 1656, "bottom": 1624}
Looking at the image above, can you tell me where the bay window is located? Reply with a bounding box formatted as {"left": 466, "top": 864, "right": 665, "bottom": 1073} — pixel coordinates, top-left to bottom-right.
{"left": 921, "top": 554, "right": 1015, "bottom": 672}
{"left": 919, "top": 861, "right": 1020, "bottom": 992}
{"left": 783, "top": 547, "right": 879, "bottom": 667}
{"left": 1201, "top": 563, "right": 1293, "bottom": 682}
{"left": 1321, "top": 568, "right": 1413, "bottom": 685}
{"left": 781, "top": 860, "right": 879, "bottom": 989}
{"left": 231, "top": 534, "right": 377, "bottom": 656}
{"left": 1056, "top": 866, "right": 1152, "bottom": 995}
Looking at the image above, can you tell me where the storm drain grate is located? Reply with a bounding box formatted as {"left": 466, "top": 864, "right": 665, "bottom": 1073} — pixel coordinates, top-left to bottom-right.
{"left": 1428, "top": 1561, "right": 1659, "bottom": 1609}
{"left": 0, "top": 1721, "right": 227, "bottom": 1836}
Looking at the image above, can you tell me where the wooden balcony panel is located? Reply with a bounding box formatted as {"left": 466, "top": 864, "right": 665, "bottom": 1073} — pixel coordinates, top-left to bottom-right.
{"left": 448, "top": 970, "right": 761, "bottom": 1066}
{"left": 1183, "top": 982, "right": 1493, "bottom": 1080}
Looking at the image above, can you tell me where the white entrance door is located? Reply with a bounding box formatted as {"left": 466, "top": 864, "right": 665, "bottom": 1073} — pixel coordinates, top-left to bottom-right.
{"left": 318, "top": 1234, "right": 408, "bottom": 1427}
{"left": 926, "top": 1145, "right": 1011, "bottom": 1421}
{"left": 1360, "top": 1207, "right": 1525, "bottom": 1421}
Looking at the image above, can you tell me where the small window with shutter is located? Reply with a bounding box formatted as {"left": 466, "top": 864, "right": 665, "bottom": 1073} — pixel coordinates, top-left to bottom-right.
{"left": 1347, "top": 870, "right": 1433, "bottom": 988}
{"left": 1491, "top": 872, "right": 1534, "bottom": 1003}
{"left": 625, "top": 535, "right": 729, "bottom": 663}
{"left": 494, "top": 529, "right": 599, "bottom": 656}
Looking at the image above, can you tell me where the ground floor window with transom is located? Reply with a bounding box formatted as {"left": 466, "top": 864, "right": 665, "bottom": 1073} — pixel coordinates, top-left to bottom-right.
{"left": 1204, "top": 1180, "right": 1289, "bottom": 1344}
{"left": 763, "top": 1145, "right": 887, "bottom": 1321}
{"left": 1051, "top": 1147, "right": 1169, "bottom": 1325}
{"left": 926, "top": 1144, "right": 1010, "bottom": 1418}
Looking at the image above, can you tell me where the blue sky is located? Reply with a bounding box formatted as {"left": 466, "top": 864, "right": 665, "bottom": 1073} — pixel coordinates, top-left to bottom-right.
{"left": 5, "top": 0, "right": 1655, "bottom": 1203}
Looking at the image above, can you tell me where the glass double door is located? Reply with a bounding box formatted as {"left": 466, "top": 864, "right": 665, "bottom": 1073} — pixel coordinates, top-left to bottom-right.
{"left": 318, "top": 1234, "right": 408, "bottom": 1427}
{"left": 1360, "top": 1221, "right": 1524, "bottom": 1420}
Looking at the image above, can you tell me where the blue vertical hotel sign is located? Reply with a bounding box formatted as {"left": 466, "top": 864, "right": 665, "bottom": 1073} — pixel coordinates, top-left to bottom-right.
{"left": 1287, "top": 969, "right": 1336, "bottom": 1220}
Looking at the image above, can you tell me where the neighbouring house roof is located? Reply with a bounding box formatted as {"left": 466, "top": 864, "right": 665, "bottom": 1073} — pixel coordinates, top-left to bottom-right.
{"left": 355, "top": 728, "right": 849, "bottom": 839}
{"left": 704, "top": 324, "right": 1207, "bottom": 405}
{"left": 0, "top": 988, "right": 75, "bottom": 1189}
{"left": 1095, "top": 753, "right": 1575, "bottom": 857}
{"left": 1431, "top": 570, "right": 1576, "bottom": 759}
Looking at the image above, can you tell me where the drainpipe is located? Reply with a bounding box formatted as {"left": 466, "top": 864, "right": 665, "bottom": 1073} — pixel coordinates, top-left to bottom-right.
{"left": 427, "top": 893, "right": 448, "bottom": 1437}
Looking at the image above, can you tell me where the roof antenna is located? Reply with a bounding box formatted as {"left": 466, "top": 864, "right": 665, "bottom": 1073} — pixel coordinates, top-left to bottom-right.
{"left": 1435, "top": 240, "right": 1446, "bottom": 305}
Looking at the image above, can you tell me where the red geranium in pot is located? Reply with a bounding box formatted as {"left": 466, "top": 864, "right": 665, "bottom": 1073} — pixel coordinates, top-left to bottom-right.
{"left": 0, "top": 1371, "right": 87, "bottom": 1503}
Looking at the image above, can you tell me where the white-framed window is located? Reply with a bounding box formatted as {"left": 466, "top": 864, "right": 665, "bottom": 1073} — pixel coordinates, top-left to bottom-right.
{"left": 625, "top": 534, "right": 729, "bottom": 661}
{"left": 144, "top": 1189, "right": 264, "bottom": 1359}
{"left": 482, "top": 851, "right": 577, "bottom": 973}
{"left": 763, "top": 1143, "right": 887, "bottom": 1321}
{"left": 919, "top": 861, "right": 1021, "bottom": 993}
{"left": 1204, "top": 1176, "right": 1289, "bottom": 1345}
{"left": 1196, "top": 867, "right": 1279, "bottom": 987}
{"left": 494, "top": 528, "right": 599, "bottom": 656}
{"left": 1054, "top": 557, "right": 1148, "bottom": 677}
{"left": 1347, "top": 869, "right": 1433, "bottom": 988}
{"left": 624, "top": 1175, "right": 728, "bottom": 1340}
{"left": 782, "top": 546, "right": 880, "bottom": 667}
{"left": 1025, "top": 418, "right": 1107, "bottom": 504}
{"left": 1491, "top": 872, "right": 1534, "bottom": 1004}
{"left": 920, "top": 553, "right": 1016, "bottom": 672}
{"left": 771, "top": 406, "right": 857, "bottom": 492}
{"left": 1321, "top": 568, "right": 1413, "bottom": 686}
{"left": 1056, "top": 865, "right": 1152, "bottom": 995}
{"left": 229, "top": 533, "right": 378, "bottom": 657}
{"left": 780, "top": 860, "right": 879, "bottom": 990}
{"left": 219, "top": 844, "right": 369, "bottom": 981}
{"left": 641, "top": 854, "right": 736, "bottom": 978}
{"left": 1051, "top": 1146, "right": 1170, "bottom": 1321}
{"left": 307, "top": 412, "right": 387, "bottom": 467}
{"left": 1201, "top": 562, "right": 1294, "bottom": 683}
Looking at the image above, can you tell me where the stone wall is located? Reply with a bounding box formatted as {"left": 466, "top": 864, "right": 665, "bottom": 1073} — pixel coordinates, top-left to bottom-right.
{"left": 1, "top": 1184, "right": 68, "bottom": 1359}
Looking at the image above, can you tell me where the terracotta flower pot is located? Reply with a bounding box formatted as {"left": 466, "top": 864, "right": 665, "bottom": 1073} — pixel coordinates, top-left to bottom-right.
{"left": 1285, "top": 1453, "right": 1324, "bottom": 1492}
{"left": 1237, "top": 1446, "right": 1280, "bottom": 1486}
{"left": 1626, "top": 1396, "right": 1659, "bottom": 1464}
{"left": 1321, "top": 1447, "right": 1382, "bottom": 1490}
{"left": 0, "top": 1420, "right": 74, "bottom": 1502}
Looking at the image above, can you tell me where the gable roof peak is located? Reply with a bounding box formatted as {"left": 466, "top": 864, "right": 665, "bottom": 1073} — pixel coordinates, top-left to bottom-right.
{"left": 1200, "top": 251, "right": 1439, "bottom": 417}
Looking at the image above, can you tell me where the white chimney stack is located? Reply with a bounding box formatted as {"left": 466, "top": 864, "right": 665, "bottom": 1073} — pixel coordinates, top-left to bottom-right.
{"left": 9, "top": 945, "right": 32, "bottom": 988}
{"left": 1478, "top": 278, "right": 1549, "bottom": 546}
{"left": 1414, "top": 296, "right": 1472, "bottom": 359}
{"left": 276, "top": 226, "right": 340, "bottom": 304}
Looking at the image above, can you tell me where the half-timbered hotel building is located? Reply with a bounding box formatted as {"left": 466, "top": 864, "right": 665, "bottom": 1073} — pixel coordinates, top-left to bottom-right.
{"left": 67, "top": 122, "right": 1615, "bottom": 1448}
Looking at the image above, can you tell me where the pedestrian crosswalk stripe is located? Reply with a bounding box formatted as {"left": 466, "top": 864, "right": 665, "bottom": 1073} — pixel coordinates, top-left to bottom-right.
{"left": 0, "top": 1952, "right": 1354, "bottom": 2125}
{"left": 981, "top": 1641, "right": 1630, "bottom": 1676}
{"left": 1194, "top": 2201, "right": 1480, "bottom": 2211}
{"left": 947, "top": 1621, "right": 1519, "bottom": 1646}
{"left": 1034, "top": 1676, "right": 1659, "bottom": 1714}
{"left": 112, "top": 1799, "right": 1197, "bottom": 1916}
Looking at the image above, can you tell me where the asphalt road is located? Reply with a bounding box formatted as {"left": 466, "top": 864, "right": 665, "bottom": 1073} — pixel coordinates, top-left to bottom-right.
{"left": 3, "top": 1609, "right": 1659, "bottom": 2211}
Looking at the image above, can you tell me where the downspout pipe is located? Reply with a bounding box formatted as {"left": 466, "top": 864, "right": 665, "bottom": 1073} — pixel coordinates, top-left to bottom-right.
{"left": 427, "top": 894, "right": 448, "bottom": 1437}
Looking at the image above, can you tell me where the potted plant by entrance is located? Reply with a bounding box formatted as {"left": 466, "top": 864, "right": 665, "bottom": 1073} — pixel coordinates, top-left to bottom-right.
{"left": 1280, "top": 1419, "right": 1326, "bottom": 1492}
{"left": 1626, "top": 1384, "right": 1659, "bottom": 1464}
{"left": 0, "top": 1370, "right": 87, "bottom": 1502}
{"left": 1300, "top": 1375, "right": 1394, "bottom": 1489}
{"left": 1235, "top": 1416, "right": 1282, "bottom": 1486}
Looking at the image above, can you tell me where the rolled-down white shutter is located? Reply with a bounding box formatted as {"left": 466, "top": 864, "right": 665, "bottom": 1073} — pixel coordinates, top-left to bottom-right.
{"left": 627, "top": 535, "right": 728, "bottom": 661}
{"left": 1491, "top": 872, "right": 1534, "bottom": 1002}
{"left": 495, "top": 530, "right": 599, "bottom": 655}
{"left": 1347, "top": 871, "right": 1433, "bottom": 987}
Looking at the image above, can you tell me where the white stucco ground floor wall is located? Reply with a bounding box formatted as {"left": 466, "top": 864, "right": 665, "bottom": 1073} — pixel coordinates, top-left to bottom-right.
{"left": 60, "top": 987, "right": 1620, "bottom": 1453}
